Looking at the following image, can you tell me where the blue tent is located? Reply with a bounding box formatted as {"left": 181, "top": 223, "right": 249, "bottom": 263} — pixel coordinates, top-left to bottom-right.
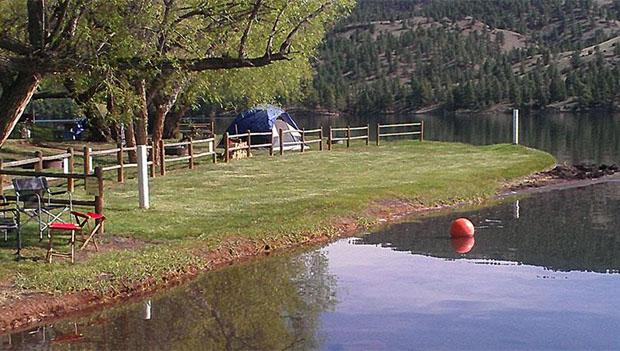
{"left": 223, "top": 106, "right": 303, "bottom": 150}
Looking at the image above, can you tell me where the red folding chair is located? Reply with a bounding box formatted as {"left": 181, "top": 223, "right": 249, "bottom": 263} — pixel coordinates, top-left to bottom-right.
{"left": 46, "top": 222, "right": 80, "bottom": 263}
{"left": 71, "top": 211, "right": 105, "bottom": 251}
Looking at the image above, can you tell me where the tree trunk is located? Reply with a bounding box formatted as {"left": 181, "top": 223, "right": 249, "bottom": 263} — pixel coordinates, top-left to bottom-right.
{"left": 163, "top": 105, "right": 190, "bottom": 139}
{"left": 83, "top": 104, "right": 113, "bottom": 142}
{"left": 151, "top": 80, "right": 184, "bottom": 164}
{"left": 134, "top": 80, "right": 148, "bottom": 145}
{"left": 0, "top": 72, "right": 42, "bottom": 147}
{"left": 125, "top": 121, "right": 137, "bottom": 163}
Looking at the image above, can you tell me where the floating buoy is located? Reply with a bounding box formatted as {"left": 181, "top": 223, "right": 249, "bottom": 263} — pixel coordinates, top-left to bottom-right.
{"left": 450, "top": 218, "right": 475, "bottom": 238}
{"left": 451, "top": 237, "right": 475, "bottom": 254}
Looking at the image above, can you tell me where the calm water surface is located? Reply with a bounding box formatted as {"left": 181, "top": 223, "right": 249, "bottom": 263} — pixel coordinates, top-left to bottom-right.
{"left": 3, "top": 181, "right": 619, "bottom": 350}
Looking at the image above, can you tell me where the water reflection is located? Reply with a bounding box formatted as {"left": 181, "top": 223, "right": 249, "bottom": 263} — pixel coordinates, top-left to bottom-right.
{"left": 2, "top": 251, "right": 336, "bottom": 350}
{"left": 3, "top": 183, "right": 620, "bottom": 350}
{"left": 450, "top": 237, "right": 475, "bottom": 254}
{"left": 359, "top": 182, "right": 620, "bottom": 273}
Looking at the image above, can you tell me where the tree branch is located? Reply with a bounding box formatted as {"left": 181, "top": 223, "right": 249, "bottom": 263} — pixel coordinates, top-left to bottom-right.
{"left": 238, "top": 0, "right": 263, "bottom": 59}
{"left": 279, "top": 1, "right": 332, "bottom": 54}
{"left": 265, "top": 4, "right": 288, "bottom": 58}
{"left": 32, "top": 91, "right": 71, "bottom": 100}
{"left": 0, "top": 36, "right": 33, "bottom": 55}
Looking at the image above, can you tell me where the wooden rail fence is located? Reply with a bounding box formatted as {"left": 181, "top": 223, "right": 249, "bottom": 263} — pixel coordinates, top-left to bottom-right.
{"left": 158, "top": 137, "right": 217, "bottom": 176}
{"left": 328, "top": 125, "right": 370, "bottom": 150}
{"left": 0, "top": 166, "right": 105, "bottom": 215}
{"left": 223, "top": 127, "right": 325, "bottom": 162}
{"left": 376, "top": 122, "right": 424, "bottom": 145}
{"left": 0, "top": 121, "right": 424, "bottom": 212}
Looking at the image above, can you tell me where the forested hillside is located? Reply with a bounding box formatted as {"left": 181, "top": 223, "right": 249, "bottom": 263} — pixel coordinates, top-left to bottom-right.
{"left": 305, "top": 0, "right": 620, "bottom": 114}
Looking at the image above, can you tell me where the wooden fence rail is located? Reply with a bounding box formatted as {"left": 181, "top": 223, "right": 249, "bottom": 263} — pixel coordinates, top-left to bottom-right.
{"left": 0, "top": 166, "right": 105, "bottom": 215}
{"left": 328, "top": 125, "right": 370, "bottom": 150}
{"left": 376, "top": 121, "right": 424, "bottom": 146}
{"left": 158, "top": 137, "right": 216, "bottom": 176}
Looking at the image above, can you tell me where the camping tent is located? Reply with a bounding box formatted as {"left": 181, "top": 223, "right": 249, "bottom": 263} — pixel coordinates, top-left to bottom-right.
{"left": 222, "top": 106, "right": 304, "bottom": 151}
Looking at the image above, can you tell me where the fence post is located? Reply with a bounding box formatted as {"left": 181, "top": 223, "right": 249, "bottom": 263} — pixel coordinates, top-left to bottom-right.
{"left": 319, "top": 126, "right": 324, "bottom": 151}
{"left": 67, "top": 148, "right": 74, "bottom": 192}
{"left": 210, "top": 120, "right": 215, "bottom": 137}
{"left": 279, "top": 129, "right": 284, "bottom": 156}
{"left": 366, "top": 124, "right": 370, "bottom": 145}
{"left": 224, "top": 133, "right": 230, "bottom": 163}
{"left": 83, "top": 147, "right": 91, "bottom": 175}
{"left": 93, "top": 166, "right": 106, "bottom": 234}
{"left": 188, "top": 137, "right": 194, "bottom": 169}
{"left": 94, "top": 166, "right": 104, "bottom": 215}
{"left": 0, "top": 159, "right": 4, "bottom": 196}
{"left": 159, "top": 139, "right": 166, "bottom": 176}
{"left": 301, "top": 129, "right": 305, "bottom": 153}
{"left": 148, "top": 140, "right": 155, "bottom": 177}
{"left": 211, "top": 135, "right": 218, "bottom": 164}
{"left": 328, "top": 127, "right": 332, "bottom": 151}
{"left": 420, "top": 121, "right": 424, "bottom": 142}
{"left": 269, "top": 132, "right": 274, "bottom": 156}
{"left": 512, "top": 109, "right": 519, "bottom": 145}
{"left": 247, "top": 130, "right": 252, "bottom": 158}
{"left": 117, "top": 143, "right": 124, "bottom": 183}
{"left": 34, "top": 151, "right": 43, "bottom": 171}
{"left": 376, "top": 123, "right": 381, "bottom": 146}
{"left": 346, "top": 126, "right": 351, "bottom": 148}
{"left": 137, "top": 145, "right": 149, "bottom": 209}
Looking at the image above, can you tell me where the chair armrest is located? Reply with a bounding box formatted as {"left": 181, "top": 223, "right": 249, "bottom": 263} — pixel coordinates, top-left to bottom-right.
{"left": 71, "top": 211, "right": 90, "bottom": 219}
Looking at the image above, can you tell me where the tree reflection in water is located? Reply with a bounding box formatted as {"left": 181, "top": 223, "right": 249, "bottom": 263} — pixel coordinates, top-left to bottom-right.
{"left": 2, "top": 250, "right": 336, "bottom": 350}
{"left": 360, "top": 182, "right": 620, "bottom": 273}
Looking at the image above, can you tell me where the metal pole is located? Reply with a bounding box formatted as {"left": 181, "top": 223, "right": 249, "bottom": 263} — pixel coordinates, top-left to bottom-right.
{"left": 137, "top": 145, "right": 150, "bottom": 209}
{"left": 512, "top": 109, "right": 519, "bottom": 145}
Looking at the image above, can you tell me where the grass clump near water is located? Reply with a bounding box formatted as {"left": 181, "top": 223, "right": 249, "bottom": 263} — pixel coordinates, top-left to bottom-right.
{"left": 2, "top": 141, "right": 555, "bottom": 294}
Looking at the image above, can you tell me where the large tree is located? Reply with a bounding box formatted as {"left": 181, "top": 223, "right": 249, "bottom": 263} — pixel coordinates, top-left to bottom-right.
{"left": 0, "top": 0, "right": 354, "bottom": 147}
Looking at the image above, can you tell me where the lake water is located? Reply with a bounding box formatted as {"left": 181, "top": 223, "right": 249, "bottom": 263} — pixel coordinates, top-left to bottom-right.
{"left": 3, "top": 180, "right": 619, "bottom": 350}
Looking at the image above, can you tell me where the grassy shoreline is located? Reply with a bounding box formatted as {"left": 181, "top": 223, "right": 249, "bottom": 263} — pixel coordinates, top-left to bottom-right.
{"left": 0, "top": 141, "right": 554, "bottom": 298}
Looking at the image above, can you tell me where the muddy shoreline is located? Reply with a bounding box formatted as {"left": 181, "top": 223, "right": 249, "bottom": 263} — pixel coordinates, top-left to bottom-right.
{"left": 1, "top": 169, "right": 617, "bottom": 334}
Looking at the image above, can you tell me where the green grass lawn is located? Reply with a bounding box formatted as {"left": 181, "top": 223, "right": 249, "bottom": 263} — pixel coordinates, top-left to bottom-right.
{"left": 0, "top": 141, "right": 555, "bottom": 294}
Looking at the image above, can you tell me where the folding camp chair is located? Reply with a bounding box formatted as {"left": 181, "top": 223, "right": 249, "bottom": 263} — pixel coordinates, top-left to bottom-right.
{"left": 71, "top": 211, "right": 105, "bottom": 251}
{"left": 13, "top": 177, "right": 72, "bottom": 241}
{"left": 0, "top": 196, "right": 21, "bottom": 259}
{"left": 46, "top": 221, "right": 79, "bottom": 263}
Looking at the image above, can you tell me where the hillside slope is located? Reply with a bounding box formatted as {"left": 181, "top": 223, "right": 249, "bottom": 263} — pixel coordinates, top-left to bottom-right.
{"left": 305, "top": 0, "right": 620, "bottom": 114}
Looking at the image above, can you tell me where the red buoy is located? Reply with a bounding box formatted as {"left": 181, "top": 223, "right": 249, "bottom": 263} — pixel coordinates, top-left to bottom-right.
{"left": 451, "top": 237, "right": 475, "bottom": 254}
{"left": 450, "top": 218, "right": 475, "bottom": 238}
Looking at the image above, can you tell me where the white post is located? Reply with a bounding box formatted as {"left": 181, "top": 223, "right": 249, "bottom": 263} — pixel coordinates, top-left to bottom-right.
{"left": 144, "top": 300, "right": 152, "bottom": 320}
{"left": 137, "top": 145, "right": 150, "bottom": 209}
{"left": 63, "top": 158, "right": 69, "bottom": 173}
{"left": 512, "top": 109, "right": 519, "bottom": 145}
{"left": 87, "top": 147, "right": 93, "bottom": 172}
{"left": 513, "top": 200, "right": 520, "bottom": 219}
